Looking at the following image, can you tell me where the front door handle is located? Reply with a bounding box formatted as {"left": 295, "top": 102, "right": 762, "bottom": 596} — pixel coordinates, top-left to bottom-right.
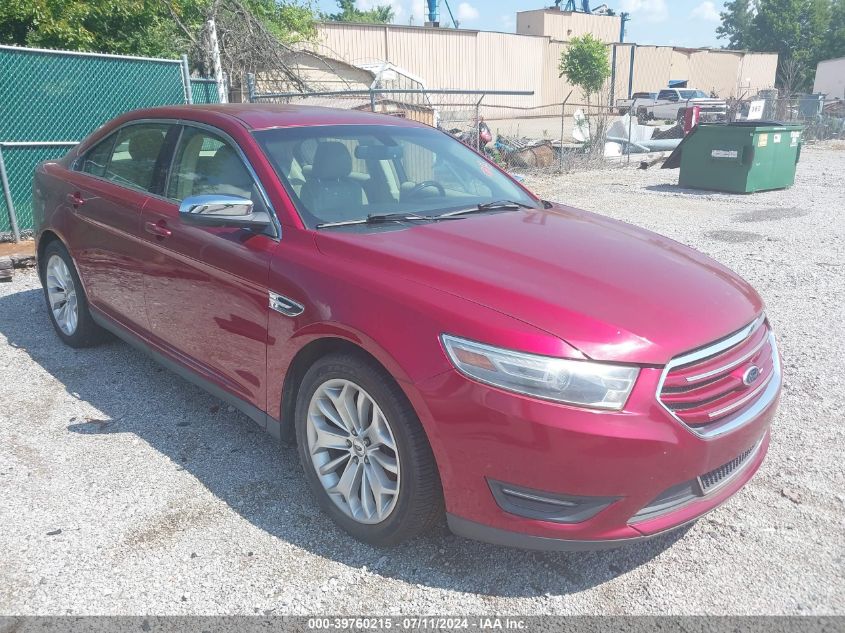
{"left": 66, "top": 192, "right": 85, "bottom": 208}
{"left": 144, "top": 220, "right": 172, "bottom": 238}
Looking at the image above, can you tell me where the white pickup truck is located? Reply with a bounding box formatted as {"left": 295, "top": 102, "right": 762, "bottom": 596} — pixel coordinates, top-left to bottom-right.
{"left": 637, "top": 88, "right": 727, "bottom": 123}
{"left": 616, "top": 92, "right": 657, "bottom": 115}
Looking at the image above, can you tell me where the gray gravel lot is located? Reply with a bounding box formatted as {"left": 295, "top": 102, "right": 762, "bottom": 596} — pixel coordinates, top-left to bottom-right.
{"left": 1, "top": 144, "right": 843, "bottom": 616}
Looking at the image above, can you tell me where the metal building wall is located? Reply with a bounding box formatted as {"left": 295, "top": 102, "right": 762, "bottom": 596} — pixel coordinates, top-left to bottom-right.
{"left": 313, "top": 23, "right": 778, "bottom": 108}
{"left": 516, "top": 10, "right": 621, "bottom": 43}
{"left": 740, "top": 53, "right": 780, "bottom": 96}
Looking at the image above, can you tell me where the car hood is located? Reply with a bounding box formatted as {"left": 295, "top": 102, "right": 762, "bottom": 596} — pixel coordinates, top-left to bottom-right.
{"left": 315, "top": 205, "right": 763, "bottom": 365}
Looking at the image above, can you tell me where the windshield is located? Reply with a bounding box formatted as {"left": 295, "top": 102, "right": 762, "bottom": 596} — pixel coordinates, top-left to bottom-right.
{"left": 253, "top": 124, "right": 539, "bottom": 229}
{"left": 679, "top": 90, "right": 709, "bottom": 99}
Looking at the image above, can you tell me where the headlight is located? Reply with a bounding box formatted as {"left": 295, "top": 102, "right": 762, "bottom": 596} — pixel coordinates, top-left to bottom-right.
{"left": 441, "top": 335, "right": 639, "bottom": 410}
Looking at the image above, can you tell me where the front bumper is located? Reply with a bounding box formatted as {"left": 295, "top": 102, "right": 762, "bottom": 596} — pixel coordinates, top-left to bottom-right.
{"left": 407, "top": 364, "right": 779, "bottom": 550}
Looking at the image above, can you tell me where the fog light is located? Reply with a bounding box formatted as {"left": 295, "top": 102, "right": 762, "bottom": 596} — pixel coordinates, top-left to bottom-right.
{"left": 488, "top": 479, "right": 617, "bottom": 524}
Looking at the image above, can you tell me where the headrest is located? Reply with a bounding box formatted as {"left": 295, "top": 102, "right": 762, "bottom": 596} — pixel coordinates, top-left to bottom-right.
{"left": 127, "top": 130, "right": 164, "bottom": 162}
{"left": 312, "top": 141, "right": 352, "bottom": 179}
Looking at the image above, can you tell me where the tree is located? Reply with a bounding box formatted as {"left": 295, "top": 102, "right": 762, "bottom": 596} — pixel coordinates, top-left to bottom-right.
{"left": 0, "top": 0, "right": 177, "bottom": 55}
{"left": 716, "top": 0, "right": 842, "bottom": 91}
{"left": 825, "top": 0, "right": 845, "bottom": 59}
{"left": 0, "top": 0, "right": 317, "bottom": 59}
{"left": 716, "top": 0, "right": 754, "bottom": 49}
{"left": 558, "top": 34, "right": 611, "bottom": 103}
{"left": 322, "top": 0, "right": 395, "bottom": 24}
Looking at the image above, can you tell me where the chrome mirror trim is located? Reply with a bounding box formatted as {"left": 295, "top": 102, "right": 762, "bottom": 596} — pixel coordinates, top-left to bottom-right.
{"left": 178, "top": 194, "right": 254, "bottom": 218}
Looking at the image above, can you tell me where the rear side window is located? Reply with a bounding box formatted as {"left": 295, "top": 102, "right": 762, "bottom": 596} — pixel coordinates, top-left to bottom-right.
{"left": 105, "top": 124, "right": 169, "bottom": 191}
{"left": 78, "top": 123, "right": 169, "bottom": 192}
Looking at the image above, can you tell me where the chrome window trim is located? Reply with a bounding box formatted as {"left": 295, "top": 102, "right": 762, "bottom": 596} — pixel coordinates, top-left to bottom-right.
{"left": 72, "top": 118, "right": 179, "bottom": 198}
{"left": 655, "top": 314, "right": 781, "bottom": 439}
{"left": 71, "top": 117, "right": 282, "bottom": 240}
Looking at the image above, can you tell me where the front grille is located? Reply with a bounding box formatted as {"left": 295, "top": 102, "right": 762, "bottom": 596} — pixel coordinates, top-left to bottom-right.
{"left": 698, "top": 442, "right": 757, "bottom": 493}
{"left": 658, "top": 316, "right": 776, "bottom": 434}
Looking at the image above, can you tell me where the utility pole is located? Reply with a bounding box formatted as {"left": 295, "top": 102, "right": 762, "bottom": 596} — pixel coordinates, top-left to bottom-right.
{"left": 206, "top": 17, "right": 227, "bottom": 103}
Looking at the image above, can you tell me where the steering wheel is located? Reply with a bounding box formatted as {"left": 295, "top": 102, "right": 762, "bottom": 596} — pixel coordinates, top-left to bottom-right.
{"left": 406, "top": 180, "right": 446, "bottom": 197}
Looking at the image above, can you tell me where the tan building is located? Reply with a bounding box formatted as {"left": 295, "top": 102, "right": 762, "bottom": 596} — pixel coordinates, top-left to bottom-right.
{"left": 516, "top": 8, "right": 622, "bottom": 43}
{"left": 814, "top": 57, "right": 845, "bottom": 100}
{"left": 308, "top": 15, "right": 778, "bottom": 137}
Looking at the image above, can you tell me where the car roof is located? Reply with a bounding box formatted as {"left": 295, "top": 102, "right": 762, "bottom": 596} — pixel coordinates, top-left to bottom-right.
{"left": 124, "top": 103, "right": 427, "bottom": 131}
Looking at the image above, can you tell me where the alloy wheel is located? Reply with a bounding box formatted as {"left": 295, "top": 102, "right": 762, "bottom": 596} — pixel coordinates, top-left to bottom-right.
{"left": 45, "top": 254, "right": 78, "bottom": 336}
{"left": 306, "top": 378, "right": 400, "bottom": 524}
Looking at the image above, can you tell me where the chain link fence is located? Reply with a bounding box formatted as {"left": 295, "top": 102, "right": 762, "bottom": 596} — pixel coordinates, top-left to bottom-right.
{"left": 751, "top": 96, "right": 845, "bottom": 141}
{"left": 0, "top": 45, "right": 222, "bottom": 241}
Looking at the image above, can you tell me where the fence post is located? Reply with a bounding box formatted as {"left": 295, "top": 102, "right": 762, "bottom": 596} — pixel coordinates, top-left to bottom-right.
{"left": 475, "top": 94, "right": 486, "bottom": 152}
{"left": 370, "top": 89, "right": 376, "bottom": 112}
{"left": 181, "top": 54, "right": 193, "bottom": 104}
{"left": 246, "top": 73, "right": 256, "bottom": 103}
{"left": 0, "top": 146, "right": 21, "bottom": 243}
{"left": 558, "top": 91, "right": 572, "bottom": 173}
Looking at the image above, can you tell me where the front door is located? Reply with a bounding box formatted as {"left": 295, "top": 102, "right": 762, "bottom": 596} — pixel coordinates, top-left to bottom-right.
{"left": 140, "top": 124, "right": 276, "bottom": 410}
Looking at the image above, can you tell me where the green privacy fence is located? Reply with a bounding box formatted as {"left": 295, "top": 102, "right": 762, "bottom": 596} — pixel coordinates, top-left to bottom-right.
{"left": 0, "top": 45, "right": 222, "bottom": 239}
{"left": 191, "top": 78, "right": 223, "bottom": 104}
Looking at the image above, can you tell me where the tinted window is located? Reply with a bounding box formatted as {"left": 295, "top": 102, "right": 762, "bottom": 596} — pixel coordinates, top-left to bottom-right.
{"left": 255, "top": 124, "right": 537, "bottom": 229}
{"left": 166, "top": 126, "right": 267, "bottom": 213}
{"left": 658, "top": 90, "right": 678, "bottom": 101}
{"left": 679, "top": 89, "right": 709, "bottom": 99}
{"left": 80, "top": 136, "right": 115, "bottom": 177}
{"left": 101, "top": 124, "right": 169, "bottom": 191}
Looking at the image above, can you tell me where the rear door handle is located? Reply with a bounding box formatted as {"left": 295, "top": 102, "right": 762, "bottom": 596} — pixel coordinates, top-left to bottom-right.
{"left": 66, "top": 192, "right": 85, "bottom": 208}
{"left": 144, "top": 220, "right": 172, "bottom": 238}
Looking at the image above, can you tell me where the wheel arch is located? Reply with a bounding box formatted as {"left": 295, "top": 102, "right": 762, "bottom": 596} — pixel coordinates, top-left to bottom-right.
{"left": 36, "top": 229, "right": 63, "bottom": 276}
{"left": 279, "top": 336, "right": 416, "bottom": 445}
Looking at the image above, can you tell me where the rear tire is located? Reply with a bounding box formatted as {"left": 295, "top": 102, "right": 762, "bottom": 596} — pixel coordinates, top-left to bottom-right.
{"left": 295, "top": 353, "right": 443, "bottom": 546}
{"left": 40, "top": 240, "right": 105, "bottom": 348}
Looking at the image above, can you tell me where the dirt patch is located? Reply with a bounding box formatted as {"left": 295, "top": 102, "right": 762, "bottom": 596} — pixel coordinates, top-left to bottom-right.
{"left": 705, "top": 230, "right": 765, "bottom": 243}
{"left": 0, "top": 240, "right": 35, "bottom": 259}
{"left": 733, "top": 207, "right": 808, "bottom": 223}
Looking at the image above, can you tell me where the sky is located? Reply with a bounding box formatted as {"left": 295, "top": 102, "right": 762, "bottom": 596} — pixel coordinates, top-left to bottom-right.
{"left": 312, "top": 1, "right": 730, "bottom": 49}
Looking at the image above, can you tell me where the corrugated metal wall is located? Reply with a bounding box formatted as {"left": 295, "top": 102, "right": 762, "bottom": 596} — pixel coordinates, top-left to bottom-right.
{"left": 516, "top": 10, "right": 622, "bottom": 44}
{"left": 313, "top": 23, "right": 778, "bottom": 109}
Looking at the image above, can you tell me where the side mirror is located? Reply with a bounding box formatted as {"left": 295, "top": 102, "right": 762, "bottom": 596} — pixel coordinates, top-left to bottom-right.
{"left": 178, "top": 194, "right": 270, "bottom": 229}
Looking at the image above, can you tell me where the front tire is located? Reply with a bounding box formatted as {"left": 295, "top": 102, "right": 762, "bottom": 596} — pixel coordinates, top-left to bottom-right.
{"left": 40, "top": 240, "right": 105, "bottom": 347}
{"left": 295, "top": 353, "right": 443, "bottom": 546}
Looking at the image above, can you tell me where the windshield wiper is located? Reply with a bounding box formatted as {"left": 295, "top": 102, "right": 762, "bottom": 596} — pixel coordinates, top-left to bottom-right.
{"left": 438, "top": 199, "right": 535, "bottom": 218}
{"left": 316, "top": 212, "right": 460, "bottom": 229}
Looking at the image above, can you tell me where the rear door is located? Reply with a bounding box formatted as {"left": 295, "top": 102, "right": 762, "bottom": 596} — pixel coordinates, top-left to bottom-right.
{"left": 63, "top": 122, "right": 173, "bottom": 332}
{"left": 139, "top": 123, "right": 276, "bottom": 411}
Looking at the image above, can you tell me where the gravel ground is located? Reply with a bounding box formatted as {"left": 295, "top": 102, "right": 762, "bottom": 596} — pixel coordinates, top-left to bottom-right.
{"left": 1, "top": 143, "right": 843, "bottom": 616}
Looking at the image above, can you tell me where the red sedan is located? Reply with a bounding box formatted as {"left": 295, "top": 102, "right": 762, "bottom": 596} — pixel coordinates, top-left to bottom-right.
{"left": 32, "top": 105, "right": 781, "bottom": 549}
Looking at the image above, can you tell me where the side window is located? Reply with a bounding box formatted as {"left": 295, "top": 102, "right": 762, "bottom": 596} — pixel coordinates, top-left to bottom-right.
{"left": 103, "top": 124, "right": 169, "bottom": 191}
{"left": 658, "top": 90, "right": 678, "bottom": 101}
{"left": 166, "top": 127, "right": 267, "bottom": 213}
{"left": 79, "top": 136, "right": 115, "bottom": 177}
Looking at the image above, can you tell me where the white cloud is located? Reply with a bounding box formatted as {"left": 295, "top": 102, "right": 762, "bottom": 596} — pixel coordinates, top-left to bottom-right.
{"left": 456, "top": 2, "right": 480, "bottom": 22}
{"left": 368, "top": 0, "right": 424, "bottom": 25}
{"left": 690, "top": 1, "right": 720, "bottom": 22}
{"left": 619, "top": 0, "right": 669, "bottom": 23}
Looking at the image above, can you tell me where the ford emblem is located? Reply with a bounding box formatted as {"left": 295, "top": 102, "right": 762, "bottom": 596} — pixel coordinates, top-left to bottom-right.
{"left": 742, "top": 365, "right": 761, "bottom": 386}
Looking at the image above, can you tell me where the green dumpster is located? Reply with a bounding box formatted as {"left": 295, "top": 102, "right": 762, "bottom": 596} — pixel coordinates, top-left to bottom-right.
{"left": 675, "top": 122, "right": 802, "bottom": 193}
